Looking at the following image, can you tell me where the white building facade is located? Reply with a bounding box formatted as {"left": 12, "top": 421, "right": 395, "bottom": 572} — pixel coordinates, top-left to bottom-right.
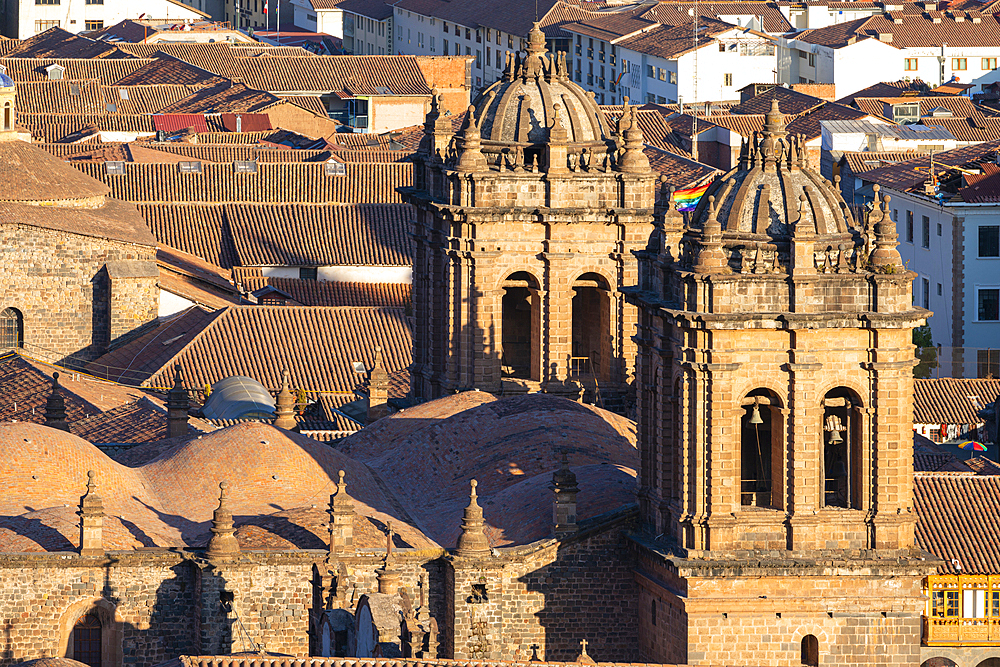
{"left": 4, "top": 0, "right": 208, "bottom": 38}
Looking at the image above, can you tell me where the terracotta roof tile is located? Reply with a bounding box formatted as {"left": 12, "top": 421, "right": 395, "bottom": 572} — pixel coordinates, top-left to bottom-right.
{"left": 601, "top": 107, "right": 691, "bottom": 154}
{"left": 12, "top": 79, "right": 108, "bottom": 115}
{"left": 839, "top": 150, "right": 926, "bottom": 175}
{"left": 157, "top": 81, "right": 285, "bottom": 114}
{"left": 642, "top": 146, "right": 719, "bottom": 196}
{"left": 232, "top": 55, "right": 432, "bottom": 96}
{"left": 73, "top": 160, "right": 412, "bottom": 203}
{"left": 0, "top": 58, "right": 152, "bottom": 85}
{"left": 237, "top": 275, "right": 411, "bottom": 307}
{"left": 16, "top": 111, "right": 156, "bottom": 141}
{"left": 69, "top": 399, "right": 170, "bottom": 444}
{"left": 796, "top": 11, "right": 1000, "bottom": 49}
{"left": 139, "top": 202, "right": 412, "bottom": 268}
{"left": 615, "top": 19, "right": 741, "bottom": 60}
{"left": 157, "top": 247, "right": 243, "bottom": 310}
{"left": 914, "top": 378, "right": 1000, "bottom": 424}
{"left": 835, "top": 80, "right": 932, "bottom": 105}
{"left": 93, "top": 305, "right": 413, "bottom": 395}
{"left": 129, "top": 143, "right": 333, "bottom": 163}
{"left": 103, "top": 84, "right": 202, "bottom": 114}
{"left": 784, "top": 102, "right": 871, "bottom": 140}
{"left": 643, "top": 1, "right": 792, "bottom": 33}
{"left": 729, "top": 86, "right": 825, "bottom": 115}
{"left": 863, "top": 139, "right": 1000, "bottom": 190}
{"left": 115, "top": 43, "right": 243, "bottom": 78}
{"left": 705, "top": 112, "right": 767, "bottom": 136}
{"left": 2, "top": 26, "right": 136, "bottom": 59}
{"left": 915, "top": 473, "right": 1000, "bottom": 573}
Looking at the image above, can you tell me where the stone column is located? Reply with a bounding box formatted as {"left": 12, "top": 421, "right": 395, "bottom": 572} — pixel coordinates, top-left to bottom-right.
{"left": 273, "top": 368, "right": 297, "bottom": 430}
{"left": 78, "top": 470, "right": 104, "bottom": 557}
{"left": 328, "top": 470, "right": 354, "bottom": 557}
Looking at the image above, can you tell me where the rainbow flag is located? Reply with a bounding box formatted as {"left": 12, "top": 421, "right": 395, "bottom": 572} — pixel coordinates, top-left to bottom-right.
{"left": 672, "top": 182, "right": 710, "bottom": 212}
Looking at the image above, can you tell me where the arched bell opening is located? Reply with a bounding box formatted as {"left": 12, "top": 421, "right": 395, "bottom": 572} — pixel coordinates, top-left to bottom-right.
{"left": 822, "top": 387, "right": 864, "bottom": 509}
{"left": 740, "top": 388, "right": 784, "bottom": 510}
{"left": 500, "top": 271, "right": 540, "bottom": 381}
{"left": 571, "top": 272, "right": 611, "bottom": 382}
{"left": 3, "top": 102, "right": 11, "bottom": 132}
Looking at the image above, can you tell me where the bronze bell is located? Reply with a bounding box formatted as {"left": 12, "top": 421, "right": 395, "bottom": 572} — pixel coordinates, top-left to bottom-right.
{"left": 749, "top": 399, "right": 763, "bottom": 425}
{"left": 828, "top": 428, "right": 843, "bottom": 444}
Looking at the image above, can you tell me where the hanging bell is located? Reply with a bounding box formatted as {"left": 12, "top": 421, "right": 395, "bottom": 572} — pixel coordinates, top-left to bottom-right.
{"left": 749, "top": 402, "right": 763, "bottom": 425}
{"left": 828, "top": 428, "right": 843, "bottom": 444}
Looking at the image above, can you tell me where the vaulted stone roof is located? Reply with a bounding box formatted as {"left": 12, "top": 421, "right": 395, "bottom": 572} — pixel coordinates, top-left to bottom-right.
{"left": 0, "top": 140, "right": 109, "bottom": 204}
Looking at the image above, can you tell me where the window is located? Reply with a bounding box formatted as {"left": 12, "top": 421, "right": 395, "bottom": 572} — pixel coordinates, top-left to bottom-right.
{"left": 476, "top": 29, "right": 482, "bottom": 43}
{"left": 808, "top": 52, "right": 816, "bottom": 67}
{"left": 922, "top": 278, "right": 930, "bottom": 309}
{"left": 465, "top": 28, "right": 471, "bottom": 39}
{"left": 646, "top": 64, "right": 655, "bottom": 78}
{"left": 937, "top": 283, "right": 942, "bottom": 296}
{"left": 508, "top": 35, "right": 513, "bottom": 48}
{"left": 73, "top": 613, "right": 101, "bottom": 667}
{"left": 980, "top": 225, "right": 1000, "bottom": 257}
{"left": 669, "top": 71, "right": 677, "bottom": 84}
{"left": 3, "top": 103, "right": 10, "bottom": 132}
{"left": 86, "top": 0, "right": 104, "bottom": 3}
{"left": 35, "top": 0, "right": 60, "bottom": 4}
{"left": 454, "top": 43, "right": 459, "bottom": 55}
{"left": 34, "top": 20, "right": 60, "bottom": 32}
{"left": 981, "top": 349, "right": 1000, "bottom": 379}
{"left": 799, "top": 50, "right": 808, "bottom": 59}
{"left": 430, "top": 36, "right": 435, "bottom": 51}
{"left": 442, "top": 21, "right": 448, "bottom": 31}
{"left": 932, "top": 590, "right": 960, "bottom": 617}
{"left": 300, "top": 267, "right": 318, "bottom": 281}
{"left": 922, "top": 215, "right": 930, "bottom": 248}
{"left": 476, "top": 50, "right": 482, "bottom": 68}
{"left": 0, "top": 308, "right": 23, "bottom": 350}
{"left": 905, "top": 58, "right": 918, "bottom": 71}
{"left": 906, "top": 211, "right": 914, "bottom": 243}
{"left": 985, "top": 58, "right": 998, "bottom": 70}
{"left": 651, "top": 599, "right": 656, "bottom": 626}
{"left": 979, "top": 287, "right": 1000, "bottom": 321}
{"left": 937, "top": 222, "right": 942, "bottom": 237}
{"left": 658, "top": 68, "right": 666, "bottom": 81}
{"left": 724, "top": 73, "right": 733, "bottom": 86}
{"left": 417, "top": 32, "right": 423, "bottom": 48}
{"left": 953, "top": 58, "right": 967, "bottom": 70}
{"left": 85, "top": 20, "right": 103, "bottom": 30}
{"left": 444, "top": 39, "right": 448, "bottom": 54}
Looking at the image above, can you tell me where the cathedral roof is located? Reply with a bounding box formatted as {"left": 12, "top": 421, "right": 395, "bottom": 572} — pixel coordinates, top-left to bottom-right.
{"left": 690, "top": 99, "right": 857, "bottom": 245}
{"left": 0, "top": 140, "right": 110, "bottom": 204}
{"left": 468, "top": 23, "right": 609, "bottom": 148}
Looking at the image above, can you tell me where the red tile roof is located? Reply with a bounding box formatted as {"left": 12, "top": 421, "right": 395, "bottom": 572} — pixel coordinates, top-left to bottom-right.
{"left": 73, "top": 161, "right": 413, "bottom": 203}
{"left": 643, "top": 1, "right": 792, "bottom": 33}
{"left": 862, "top": 139, "right": 1000, "bottom": 190}
{"left": 231, "top": 55, "right": 433, "bottom": 96}
{"left": 915, "top": 473, "right": 1000, "bottom": 573}
{"left": 914, "top": 378, "right": 1000, "bottom": 424}
{"left": 2, "top": 26, "right": 136, "bottom": 59}
{"left": 729, "top": 86, "right": 825, "bottom": 115}
{"left": 795, "top": 10, "right": 1000, "bottom": 49}
{"left": 140, "top": 203, "right": 413, "bottom": 268}
{"left": 839, "top": 150, "right": 926, "bottom": 175}
{"left": 12, "top": 79, "right": 109, "bottom": 115}
{"left": 237, "top": 275, "right": 411, "bottom": 308}
{"left": 153, "top": 114, "right": 211, "bottom": 133}
{"left": 0, "top": 58, "right": 152, "bottom": 85}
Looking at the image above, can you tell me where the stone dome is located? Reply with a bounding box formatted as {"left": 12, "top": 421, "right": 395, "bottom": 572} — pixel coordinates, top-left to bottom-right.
{"left": 683, "top": 99, "right": 863, "bottom": 274}
{"left": 470, "top": 22, "right": 609, "bottom": 147}
{"left": 0, "top": 141, "right": 110, "bottom": 205}
{"left": 0, "top": 71, "right": 12, "bottom": 89}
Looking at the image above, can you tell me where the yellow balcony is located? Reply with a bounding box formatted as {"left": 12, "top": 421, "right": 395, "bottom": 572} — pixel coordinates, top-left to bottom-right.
{"left": 924, "top": 575, "right": 1000, "bottom": 646}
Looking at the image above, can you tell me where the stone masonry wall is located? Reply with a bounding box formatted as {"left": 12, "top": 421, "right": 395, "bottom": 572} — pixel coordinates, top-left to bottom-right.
{"left": 0, "top": 225, "right": 157, "bottom": 363}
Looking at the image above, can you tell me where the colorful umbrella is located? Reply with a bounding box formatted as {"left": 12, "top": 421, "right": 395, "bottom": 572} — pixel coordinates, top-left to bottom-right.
{"left": 959, "top": 440, "right": 988, "bottom": 451}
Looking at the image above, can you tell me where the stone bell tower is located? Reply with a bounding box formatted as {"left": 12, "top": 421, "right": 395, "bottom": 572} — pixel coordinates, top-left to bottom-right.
{"left": 402, "top": 23, "right": 656, "bottom": 409}
{"left": 627, "top": 100, "right": 937, "bottom": 666}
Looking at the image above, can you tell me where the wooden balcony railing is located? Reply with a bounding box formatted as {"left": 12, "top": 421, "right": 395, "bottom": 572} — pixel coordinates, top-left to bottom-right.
{"left": 924, "top": 575, "right": 1000, "bottom": 646}
{"left": 924, "top": 616, "right": 1000, "bottom": 645}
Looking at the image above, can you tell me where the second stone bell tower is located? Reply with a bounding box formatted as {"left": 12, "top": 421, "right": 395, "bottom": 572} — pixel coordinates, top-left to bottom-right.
{"left": 402, "top": 23, "right": 656, "bottom": 410}
{"left": 627, "top": 100, "right": 937, "bottom": 666}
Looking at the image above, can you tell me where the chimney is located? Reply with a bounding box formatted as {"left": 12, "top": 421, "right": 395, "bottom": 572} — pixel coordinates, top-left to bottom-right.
{"left": 273, "top": 368, "right": 297, "bottom": 430}
{"left": 328, "top": 470, "right": 354, "bottom": 557}
{"left": 367, "top": 347, "right": 390, "bottom": 424}
{"left": 45, "top": 372, "right": 70, "bottom": 432}
{"left": 455, "top": 479, "right": 491, "bottom": 558}
{"left": 78, "top": 470, "right": 104, "bottom": 557}
{"left": 206, "top": 481, "right": 241, "bottom": 558}
{"left": 551, "top": 451, "right": 579, "bottom": 537}
{"left": 167, "top": 365, "right": 189, "bottom": 438}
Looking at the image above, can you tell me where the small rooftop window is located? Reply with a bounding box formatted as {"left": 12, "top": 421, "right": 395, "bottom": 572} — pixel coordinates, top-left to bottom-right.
{"left": 105, "top": 161, "right": 126, "bottom": 175}
{"left": 178, "top": 161, "right": 203, "bottom": 174}
{"left": 325, "top": 161, "right": 346, "bottom": 176}
{"left": 233, "top": 160, "right": 257, "bottom": 173}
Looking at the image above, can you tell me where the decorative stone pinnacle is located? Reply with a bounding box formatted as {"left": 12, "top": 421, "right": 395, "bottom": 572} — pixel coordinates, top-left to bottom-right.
{"left": 455, "top": 479, "right": 491, "bottom": 557}
{"left": 328, "top": 469, "right": 355, "bottom": 557}
{"left": 273, "top": 368, "right": 296, "bottom": 430}
{"left": 456, "top": 104, "right": 487, "bottom": 173}
{"left": 869, "top": 188, "right": 903, "bottom": 271}
{"left": 617, "top": 104, "right": 651, "bottom": 174}
{"left": 44, "top": 372, "right": 69, "bottom": 432}
{"left": 78, "top": 470, "right": 104, "bottom": 557}
{"left": 206, "top": 481, "right": 240, "bottom": 558}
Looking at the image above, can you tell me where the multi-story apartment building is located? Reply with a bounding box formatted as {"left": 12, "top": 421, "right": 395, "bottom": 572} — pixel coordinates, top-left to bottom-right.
{"left": 779, "top": 6, "right": 1000, "bottom": 100}
{"left": 3, "top": 0, "right": 210, "bottom": 39}
{"left": 859, "top": 142, "right": 1000, "bottom": 379}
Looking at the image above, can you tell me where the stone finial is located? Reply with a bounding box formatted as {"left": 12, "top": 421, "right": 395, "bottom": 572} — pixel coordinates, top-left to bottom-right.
{"left": 576, "top": 638, "right": 596, "bottom": 665}
{"left": 455, "top": 479, "right": 491, "bottom": 557}
{"left": 44, "top": 372, "right": 69, "bottom": 432}
{"left": 549, "top": 102, "right": 569, "bottom": 144}
{"left": 616, "top": 104, "right": 651, "bottom": 174}
{"left": 206, "top": 481, "right": 241, "bottom": 558}
{"left": 367, "top": 347, "right": 390, "bottom": 425}
{"left": 376, "top": 521, "right": 400, "bottom": 594}
{"left": 328, "top": 470, "right": 354, "bottom": 557}
{"left": 759, "top": 99, "right": 788, "bottom": 174}
{"left": 692, "top": 194, "right": 727, "bottom": 273}
{"left": 868, "top": 188, "right": 904, "bottom": 272}
{"left": 552, "top": 451, "right": 579, "bottom": 537}
{"left": 455, "top": 105, "right": 487, "bottom": 173}
{"left": 273, "top": 368, "right": 297, "bottom": 430}
{"left": 167, "top": 365, "right": 189, "bottom": 439}
{"left": 78, "top": 470, "right": 104, "bottom": 557}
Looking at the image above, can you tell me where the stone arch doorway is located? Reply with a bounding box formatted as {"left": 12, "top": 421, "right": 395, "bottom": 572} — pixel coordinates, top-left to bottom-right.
{"left": 976, "top": 659, "right": 1000, "bottom": 667}
{"left": 800, "top": 634, "right": 818, "bottom": 666}
{"left": 822, "top": 386, "right": 865, "bottom": 509}
{"left": 59, "top": 598, "right": 123, "bottom": 667}
{"left": 740, "top": 388, "right": 784, "bottom": 510}
{"left": 501, "top": 271, "right": 541, "bottom": 380}
{"left": 571, "top": 272, "right": 611, "bottom": 382}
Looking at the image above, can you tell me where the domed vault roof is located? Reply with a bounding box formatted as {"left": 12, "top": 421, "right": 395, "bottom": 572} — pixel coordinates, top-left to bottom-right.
{"left": 469, "top": 22, "right": 609, "bottom": 147}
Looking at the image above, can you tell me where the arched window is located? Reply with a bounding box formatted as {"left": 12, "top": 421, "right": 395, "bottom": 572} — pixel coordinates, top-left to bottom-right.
{"left": 571, "top": 272, "right": 611, "bottom": 381}
{"left": 823, "top": 387, "right": 863, "bottom": 509}
{"left": 0, "top": 308, "right": 23, "bottom": 349}
{"left": 73, "top": 613, "right": 102, "bottom": 667}
{"left": 800, "top": 634, "right": 818, "bottom": 667}
{"left": 501, "top": 272, "right": 540, "bottom": 380}
{"left": 3, "top": 102, "right": 11, "bottom": 132}
{"left": 740, "top": 388, "right": 784, "bottom": 509}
